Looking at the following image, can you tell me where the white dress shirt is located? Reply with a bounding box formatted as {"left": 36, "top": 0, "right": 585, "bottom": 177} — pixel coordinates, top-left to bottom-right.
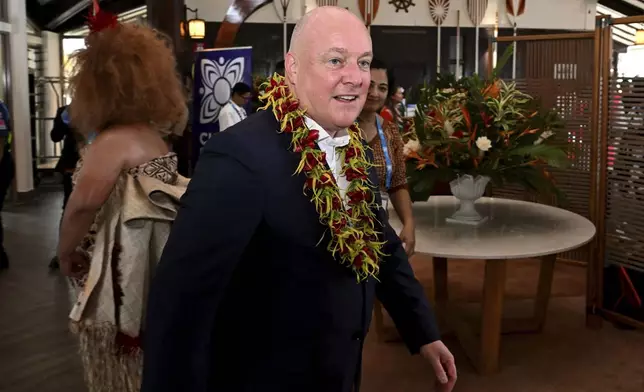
{"left": 304, "top": 117, "right": 351, "bottom": 203}
{"left": 218, "top": 101, "right": 247, "bottom": 131}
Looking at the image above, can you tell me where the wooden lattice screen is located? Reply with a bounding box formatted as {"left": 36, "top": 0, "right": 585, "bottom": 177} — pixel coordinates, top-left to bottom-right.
{"left": 490, "top": 37, "right": 595, "bottom": 265}
{"left": 603, "top": 76, "right": 644, "bottom": 273}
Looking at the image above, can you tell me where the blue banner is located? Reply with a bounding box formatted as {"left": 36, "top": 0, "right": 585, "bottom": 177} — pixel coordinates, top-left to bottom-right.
{"left": 192, "top": 46, "right": 253, "bottom": 164}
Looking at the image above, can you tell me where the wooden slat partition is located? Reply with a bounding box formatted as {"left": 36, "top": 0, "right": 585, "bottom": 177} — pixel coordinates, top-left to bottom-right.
{"left": 603, "top": 76, "right": 644, "bottom": 273}
{"left": 489, "top": 36, "right": 595, "bottom": 265}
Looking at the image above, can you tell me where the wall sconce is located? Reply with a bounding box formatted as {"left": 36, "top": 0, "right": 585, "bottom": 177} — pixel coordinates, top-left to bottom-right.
{"left": 636, "top": 30, "right": 644, "bottom": 45}
{"left": 181, "top": 7, "right": 205, "bottom": 40}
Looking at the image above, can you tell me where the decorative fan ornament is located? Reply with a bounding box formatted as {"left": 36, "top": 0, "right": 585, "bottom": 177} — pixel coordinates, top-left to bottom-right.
{"left": 428, "top": 0, "right": 450, "bottom": 25}
{"left": 506, "top": 0, "right": 526, "bottom": 22}
{"left": 316, "top": 0, "right": 339, "bottom": 5}
{"left": 466, "top": 0, "right": 488, "bottom": 75}
{"left": 273, "top": 0, "right": 292, "bottom": 57}
{"left": 273, "top": 0, "right": 291, "bottom": 19}
{"left": 466, "top": 0, "right": 488, "bottom": 25}
{"left": 429, "top": 0, "right": 450, "bottom": 73}
{"left": 359, "top": 0, "right": 381, "bottom": 27}
{"left": 505, "top": 0, "right": 526, "bottom": 79}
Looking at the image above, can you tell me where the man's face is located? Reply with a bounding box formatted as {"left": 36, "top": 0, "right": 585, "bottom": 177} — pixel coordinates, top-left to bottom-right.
{"left": 287, "top": 18, "right": 372, "bottom": 133}
{"left": 232, "top": 92, "right": 251, "bottom": 107}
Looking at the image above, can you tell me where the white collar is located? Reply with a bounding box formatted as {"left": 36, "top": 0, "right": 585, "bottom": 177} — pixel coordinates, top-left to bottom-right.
{"left": 228, "top": 100, "right": 243, "bottom": 110}
{"left": 304, "top": 117, "right": 350, "bottom": 147}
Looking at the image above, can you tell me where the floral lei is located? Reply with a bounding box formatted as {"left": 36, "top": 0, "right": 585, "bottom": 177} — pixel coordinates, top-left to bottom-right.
{"left": 259, "top": 74, "right": 384, "bottom": 281}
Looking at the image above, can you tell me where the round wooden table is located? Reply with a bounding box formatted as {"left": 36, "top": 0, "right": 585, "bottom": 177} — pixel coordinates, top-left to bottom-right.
{"left": 387, "top": 196, "right": 596, "bottom": 374}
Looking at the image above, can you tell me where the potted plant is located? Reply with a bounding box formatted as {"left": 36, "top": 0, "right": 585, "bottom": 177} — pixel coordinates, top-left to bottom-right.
{"left": 402, "top": 48, "right": 570, "bottom": 224}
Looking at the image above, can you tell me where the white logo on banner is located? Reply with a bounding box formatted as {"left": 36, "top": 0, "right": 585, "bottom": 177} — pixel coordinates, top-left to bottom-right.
{"left": 198, "top": 56, "right": 245, "bottom": 124}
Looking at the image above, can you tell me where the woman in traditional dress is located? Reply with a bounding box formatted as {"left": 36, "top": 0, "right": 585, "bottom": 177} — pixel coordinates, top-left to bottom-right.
{"left": 380, "top": 85, "right": 406, "bottom": 133}
{"left": 357, "top": 59, "right": 415, "bottom": 256}
{"left": 57, "top": 5, "right": 189, "bottom": 392}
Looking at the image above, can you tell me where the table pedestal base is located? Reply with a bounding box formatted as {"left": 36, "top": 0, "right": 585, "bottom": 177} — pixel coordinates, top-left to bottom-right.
{"left": 433, "top": 254, "right": 557, "bottom": 374}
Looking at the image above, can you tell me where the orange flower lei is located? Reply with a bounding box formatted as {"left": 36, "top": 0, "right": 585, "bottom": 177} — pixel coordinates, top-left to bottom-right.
{"left": 260, "top": 74, "right": 384, "bottom": 281}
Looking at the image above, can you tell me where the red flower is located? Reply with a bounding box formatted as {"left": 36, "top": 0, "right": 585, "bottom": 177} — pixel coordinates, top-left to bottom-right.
{"left": 307, "top": 173, "right": 335, "bottom": 189}
{"left": 451, "top": 130, "right": 464, "bottom": 139}
{"left": 345, "top": 147, "right": 360, "bottom": 159}
{"left": 88, "top": 9, "right": 119, "bottom": 33}
{"left": 345, "top": 167, "right": 367, "bottom": 181}
{"left": 293, "top": 116, "right": 304, "bottom": 129}
{"left": 332, "top": 195, "right": 342, "bottom": 209}
{"left": 288, "top": 100, "right": 300, "bottom": 112}
{"left": 319, "top": 173, "right": 335, "bottom": 185}
{"left": 270, "top": 78, "right": 278, "bottom": 88}
{"left": 303, "top": 152, "right": 319, "bottom": 172}
{"left": 481, "top": 111, "right": 492, "bottom": 127}
{"left": 306, "top": 129, "right": 320, "bottom": 142}
{"left": 347, "top": 190, "right": 369, "bottom": 205}
{"left": 354, "top": 254, "right": 364, "bottom": 269}
{"left": 273, "top": 89, "right": 282, "bottom": 99}
{"left": 362, "top": 246, "right": 375, "bottom": 260}
{"left": 331, "top": 217, "right": 347, "bottom": 234}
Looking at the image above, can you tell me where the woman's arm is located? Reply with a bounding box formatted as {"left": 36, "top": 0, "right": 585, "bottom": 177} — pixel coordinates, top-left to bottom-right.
{"left": 386, "top": 122, "right": 416, "bottom": 256}
{"left": 390, "top": 187, "right": 414, "bottom": 227}
{"left": 57, "top": 132, "right": 126, "bottom": 275}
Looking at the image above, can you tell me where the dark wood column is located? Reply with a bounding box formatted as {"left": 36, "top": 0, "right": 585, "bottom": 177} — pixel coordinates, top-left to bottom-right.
{"left": 146, "top": 0, "right": 192, "bottom": 176}
{"left": 146, "top": 0, "right": 186, "bottom": 69}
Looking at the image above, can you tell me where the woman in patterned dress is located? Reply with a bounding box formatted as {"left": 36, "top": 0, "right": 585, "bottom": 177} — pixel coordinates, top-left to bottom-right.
{"left": 357, "top": 59, "right": 415, "bottom": 256}
{"left": 57, "top": 9, "right": 189, "bottom": 392}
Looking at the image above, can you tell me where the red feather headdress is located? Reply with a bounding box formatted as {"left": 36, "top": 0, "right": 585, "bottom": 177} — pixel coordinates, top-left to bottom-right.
{"left": 87, "top": 0, "right": 119, "bottom": 33}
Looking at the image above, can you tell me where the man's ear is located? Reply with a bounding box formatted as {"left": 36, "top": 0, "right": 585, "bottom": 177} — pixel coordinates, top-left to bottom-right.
{"left": 284, "top": 53, "right": 297, "bottom": 85}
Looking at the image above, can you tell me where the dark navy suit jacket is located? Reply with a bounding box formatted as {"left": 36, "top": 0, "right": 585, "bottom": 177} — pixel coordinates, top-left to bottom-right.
{"left": 141, "top": 110, "right": 439, "bottom": 392}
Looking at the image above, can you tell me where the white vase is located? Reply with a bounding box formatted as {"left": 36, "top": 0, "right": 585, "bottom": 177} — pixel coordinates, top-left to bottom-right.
{"left": 447, "top": 174, "right": 491, "bottom": 226}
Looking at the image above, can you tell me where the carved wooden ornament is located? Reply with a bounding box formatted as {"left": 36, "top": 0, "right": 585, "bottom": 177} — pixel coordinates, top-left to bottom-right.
{"left": 428, "top": 0, "right": 450, "bottom": 26}
{"left": 466, "top": 0, "right": 488, "bottom": 25}
{"left": 358, "top": 0, "right": 381, "bottom": 26}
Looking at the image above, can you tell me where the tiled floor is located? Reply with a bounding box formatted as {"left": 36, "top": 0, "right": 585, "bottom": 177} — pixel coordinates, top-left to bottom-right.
{"left": 2, "top": 183, "right": 644, "bottom": 392}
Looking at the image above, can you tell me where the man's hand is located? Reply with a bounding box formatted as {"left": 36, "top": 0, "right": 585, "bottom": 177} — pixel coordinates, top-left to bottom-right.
{"left": 420, "top": 340, "right": 457, "bottom": 391}
{"left": 399, "top": 224, "right": 416, "bottom": 257}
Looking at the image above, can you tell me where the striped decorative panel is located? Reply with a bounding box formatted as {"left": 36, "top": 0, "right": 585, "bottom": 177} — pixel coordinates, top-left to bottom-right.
{"left": 466, "top": 0, "right": 488, "bottom": 25}
{"left": 604, "top": 76, "right": 644, "bottom": 273}
{"left": 489, "top": 37, "right": 595, "bottom": 264}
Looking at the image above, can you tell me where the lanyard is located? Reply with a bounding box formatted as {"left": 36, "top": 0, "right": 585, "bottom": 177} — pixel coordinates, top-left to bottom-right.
{"left": 376, "top": 116, "right": 393, "bottom": 190}
{"left": 231, "top": 102, "right": 246, "bottom": 122}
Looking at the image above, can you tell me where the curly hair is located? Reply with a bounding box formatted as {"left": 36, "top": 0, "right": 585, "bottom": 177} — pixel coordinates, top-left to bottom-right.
{"left": 68, "top": 23, "right": 186, "bottom": 136}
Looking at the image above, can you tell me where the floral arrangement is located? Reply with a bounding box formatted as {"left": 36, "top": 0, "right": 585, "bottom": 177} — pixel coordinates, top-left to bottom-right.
{"left": 403, "top": 49, "right": 570, "bottom": 202}
{"left": 259, "top": 74, "right": 385, "bottom": 281}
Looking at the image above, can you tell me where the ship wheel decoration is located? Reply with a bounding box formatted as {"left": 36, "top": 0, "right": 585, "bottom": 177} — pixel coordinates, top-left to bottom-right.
{"left": 428, "top": 0, "right": 450, "bottom": 25}
{"left": 389, "top": 0, "right": 415, "bottom": 13}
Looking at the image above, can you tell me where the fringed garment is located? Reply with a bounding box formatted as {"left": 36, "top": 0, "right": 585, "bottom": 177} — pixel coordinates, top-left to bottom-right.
{"left": 68, "top": 153, "right": 189, "bottom": 392}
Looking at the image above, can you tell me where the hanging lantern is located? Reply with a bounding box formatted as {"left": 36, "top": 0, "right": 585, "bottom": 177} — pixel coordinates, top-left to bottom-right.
{"left": 188, "top": 17, "right": 205, "bottom": 39}
{"left": 636, "top": 30, "right": 644, "bottom": 45}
